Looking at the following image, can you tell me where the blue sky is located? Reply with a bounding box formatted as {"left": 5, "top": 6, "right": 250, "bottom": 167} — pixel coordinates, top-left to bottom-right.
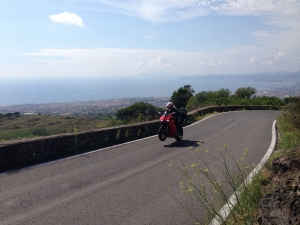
{"left": 1, "top": 0, "right": 300, "bottom": 79}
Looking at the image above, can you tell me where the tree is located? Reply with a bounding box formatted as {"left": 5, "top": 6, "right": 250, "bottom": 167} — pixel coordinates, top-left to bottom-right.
{"left": 235, "top": 87, "right": 256, "bottom": 99}
{"left": 137, "top": 113, "right": 146, "bottom": 122}
{"left": 5, "top": 113, "right": 13, "bottom": 118}
{"left": 13, "top": 112, "right": 21, "bottom": 117}
{"left": 170, "top": 85, "right": 195, "bottom": 109}
{"left": 216, "top": 88, "right": 231, "bottom": 98}
{"left": 115, "top": 102, "right": 163, "bottom": 121}
{"left": 185, "top": 88, "right": 231, "bottom": 111}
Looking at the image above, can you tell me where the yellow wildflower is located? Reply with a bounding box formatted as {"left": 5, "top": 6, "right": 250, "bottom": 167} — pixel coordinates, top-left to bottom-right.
{"left": 179, "top": 181, "right": 184, "bottom": 188}
{"left": 187, "top": 186, "right": 193, "bottom": 192}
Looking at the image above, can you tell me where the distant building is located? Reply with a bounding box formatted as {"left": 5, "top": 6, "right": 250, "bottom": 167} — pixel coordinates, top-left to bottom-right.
{"left": 262, "top": 91, "right": 269, "bottom": 96}
{"left": 24, "top": 113, "right": 37, "bottom": 115}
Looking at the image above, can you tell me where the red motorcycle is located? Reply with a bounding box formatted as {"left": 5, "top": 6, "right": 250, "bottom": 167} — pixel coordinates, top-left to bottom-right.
{"left": 158, "top": 111, "right": 183, "bottom": 142}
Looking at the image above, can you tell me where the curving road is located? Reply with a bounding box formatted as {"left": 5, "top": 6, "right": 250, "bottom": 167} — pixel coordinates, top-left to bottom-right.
{"left": 0, "top": 110, "right": 280, "bottom": 225}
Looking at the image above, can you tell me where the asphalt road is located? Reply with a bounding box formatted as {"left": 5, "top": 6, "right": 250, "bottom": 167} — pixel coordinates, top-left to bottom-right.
{"left": 0, "top": 110, "right": 281, "bottom": 225}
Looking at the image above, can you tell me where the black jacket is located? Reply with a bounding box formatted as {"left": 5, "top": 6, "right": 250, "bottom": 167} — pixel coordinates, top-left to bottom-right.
{"left": 167, "top": 107, "right": 180, "bottom": 117}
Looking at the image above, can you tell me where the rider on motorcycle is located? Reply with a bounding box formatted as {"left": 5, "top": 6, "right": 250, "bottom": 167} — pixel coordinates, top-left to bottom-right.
{"left": 166, "top": 102, "right": 181, "bottom": 131}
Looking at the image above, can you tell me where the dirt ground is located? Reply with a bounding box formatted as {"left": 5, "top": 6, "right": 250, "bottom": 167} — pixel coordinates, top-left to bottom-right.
{"left": 258, "top": 148, "right": 300, "bottom": 225}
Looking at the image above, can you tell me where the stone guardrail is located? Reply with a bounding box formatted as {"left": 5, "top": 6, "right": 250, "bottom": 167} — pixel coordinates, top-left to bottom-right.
{"left": 0, "top": 105, "right": 280, "bottom": 173}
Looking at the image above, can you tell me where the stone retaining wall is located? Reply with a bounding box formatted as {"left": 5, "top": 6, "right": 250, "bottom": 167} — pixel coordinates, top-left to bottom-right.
{"left": 0, "top": 105, "right": 280, "bottom": 173}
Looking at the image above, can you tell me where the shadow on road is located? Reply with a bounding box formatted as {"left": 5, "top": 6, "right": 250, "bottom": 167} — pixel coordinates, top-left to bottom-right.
{"left": 164, "top": 140, "right": 204, "bottom": 148}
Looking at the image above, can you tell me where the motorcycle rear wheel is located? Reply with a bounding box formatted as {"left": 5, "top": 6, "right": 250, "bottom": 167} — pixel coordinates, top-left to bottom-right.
{"left": 175, "top": 126, "right": 183, "bottom": 142}
{"left": 158, "top": 125, "right": 167, "bottom": 141}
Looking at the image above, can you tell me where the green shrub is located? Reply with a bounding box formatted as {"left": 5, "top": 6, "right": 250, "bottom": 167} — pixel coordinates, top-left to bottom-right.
{"left": 115, "top": 102, "right": 163, "bottom": 121}
{"left": 279, "top": 132, "right": 300, "bottom": 150}
{"left": 0, "top": 130, "right": 35, "bottom": 141}
{"left": 32, "top": 128, "right": 48, "bottom": 136}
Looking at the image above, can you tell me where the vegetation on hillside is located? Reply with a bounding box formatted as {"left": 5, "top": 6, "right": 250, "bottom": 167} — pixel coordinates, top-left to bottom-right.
{"left": 0, "top": 102, "right": 164, "bottom": 142}
{"left": 0, "top": 114, "right": 124, "bottom": 142}
{"left": 0, "top": 112, "right": 21, "bottom": 118}
{"left": 276, "top": 96, "right": 300, "bottom": 153}
{"left": 115, "top": 102, "right": 164, "bottom": 122}
{"left": 186, "top": 86, "right": 287, "bottom": 111}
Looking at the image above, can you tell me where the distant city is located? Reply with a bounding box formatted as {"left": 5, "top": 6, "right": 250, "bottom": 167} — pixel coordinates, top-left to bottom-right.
{"left": 0, "top": 71, "right": 300, "bottom": 117}
{"left": 0, "top": 84, "right": 299, "bottom": 117}
{"left": 256, "top": 84, "right": 300, "bottom": 99}
{"left": 0, "top": 97, "right": 170, "bottom": 117}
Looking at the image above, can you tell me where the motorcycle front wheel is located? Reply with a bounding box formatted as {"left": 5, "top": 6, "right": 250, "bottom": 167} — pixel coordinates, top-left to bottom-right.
{"left": 158, "top": 125, "right": 168, "bottom": 141}
{"left": 175, "top": 126, "right": 183, "bottom": 142}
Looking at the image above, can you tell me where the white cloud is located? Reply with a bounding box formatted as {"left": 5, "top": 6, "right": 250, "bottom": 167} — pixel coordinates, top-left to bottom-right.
{"left": 2, "top": 46, "right": 297, "bottom": 79}
{"left": 246, "top": 57, "right": 258, "bottom": 64}
{"left": 49, "top": 12, "right": 85, "bottom": 27}
{"left": 199, "top": 60, "right": 226, "bottom": 66}
{"left": 272, "top": 51, "right": 285, "bottom": 60}
{"left": 267, "top": 51, "right": 287, "bottom": 64}
{"left": 241, "top": 51, "right": 289, "bottom": 65}
{"left": 135, "top": 57, "right": 147, "bottom": 69}
{"left": 93, "top": 0, "right": 209, "bottom": 22}
{"left": 93, "top": 0, "right": 300, "bottom": 23}
{"left": 212, "top": 0, "right": 300, "bottom": 16}
{"left": 135, "top": 56, "right": 172, "bottom": 69}
{"left": 92, "top": 1, "right": 300, "bottom": 69}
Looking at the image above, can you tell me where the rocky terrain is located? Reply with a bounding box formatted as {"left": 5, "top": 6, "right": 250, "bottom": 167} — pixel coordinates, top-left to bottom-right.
{"left": 258, "top": 148, "right": 300, "bottom": 224}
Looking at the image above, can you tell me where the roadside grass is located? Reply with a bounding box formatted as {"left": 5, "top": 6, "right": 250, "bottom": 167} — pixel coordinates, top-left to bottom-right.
{"left": 0, "top": 115, "right": 124, "bottom": 142}
{"left": 276, "top": 115, "right": 300, "bottom": 155}
{"left": 224, "top": 171, "right": 268, "bottom": 225}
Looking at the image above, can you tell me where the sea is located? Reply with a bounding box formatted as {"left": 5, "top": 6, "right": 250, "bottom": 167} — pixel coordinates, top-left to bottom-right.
{"left": 0, "top": 74, "right": 293, "bottom": 106}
